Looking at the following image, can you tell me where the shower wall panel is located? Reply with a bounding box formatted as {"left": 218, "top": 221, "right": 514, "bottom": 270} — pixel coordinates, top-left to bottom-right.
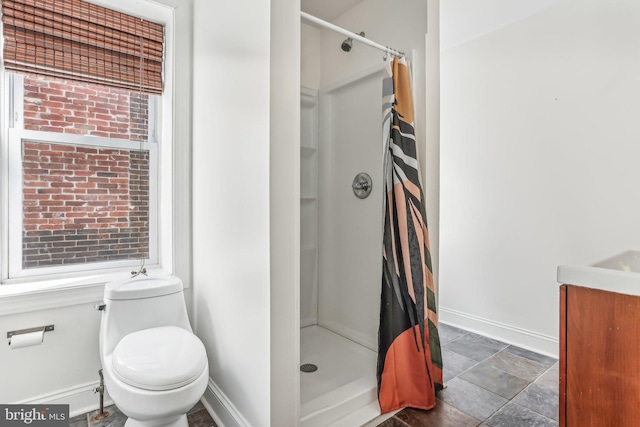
{"left": 300, "top": 88, "right": 319, "bottom": 327}
{"left": 318, "top": 70, "right": 383, "bottom": 350}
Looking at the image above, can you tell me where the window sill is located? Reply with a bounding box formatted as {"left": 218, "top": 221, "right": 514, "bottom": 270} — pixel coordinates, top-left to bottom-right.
{"left": 0, "top": 267, "right": 173, "bottom": 316}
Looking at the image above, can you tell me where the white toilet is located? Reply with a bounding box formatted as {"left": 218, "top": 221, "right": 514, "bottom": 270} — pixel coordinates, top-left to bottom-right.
{"left": 98, "top": 274, "right": 208, "bottom": 427}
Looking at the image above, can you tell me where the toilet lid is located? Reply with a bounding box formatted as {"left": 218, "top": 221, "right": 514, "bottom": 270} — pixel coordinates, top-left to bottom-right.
{"left": 112, "top": 326, "right": 207, "bottom": 391}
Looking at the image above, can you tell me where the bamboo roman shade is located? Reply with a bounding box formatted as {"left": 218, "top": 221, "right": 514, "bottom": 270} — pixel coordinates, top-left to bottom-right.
{"left": 1, "top": 0, "right": 164, "bottom": 94}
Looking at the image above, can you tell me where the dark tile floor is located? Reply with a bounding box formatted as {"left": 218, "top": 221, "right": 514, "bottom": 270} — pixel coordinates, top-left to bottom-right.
{"left": 378, "top": 324, "right": 559, "bottom": 427}
{"left": 72, "top": 325, "right": 555, "bottom": 427}
{"left": 71, "top": 401, "right": 216, "bottom": 427}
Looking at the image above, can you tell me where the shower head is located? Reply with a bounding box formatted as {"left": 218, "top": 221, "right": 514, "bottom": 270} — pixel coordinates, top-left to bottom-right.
{"left": 341, "top": 38, "right": 353, "bottom": 52}
{"left": 341, "top": 32, "right": 365, "bottom": 52}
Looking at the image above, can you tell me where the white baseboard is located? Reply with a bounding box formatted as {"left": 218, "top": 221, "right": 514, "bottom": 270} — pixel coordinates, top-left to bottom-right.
{"left": 18, "top": 381, "right": 114, "bottom": 418}
{"left": 439, "top": 306, "right": 559, "bottom": 358}
{"left": 18, "top": 379, "right": 245, "bottom": 425}
{"left": 201, "top": 378, "right": 250, "bottom": 427}
{"left": 301, "top": 317, "right": 317, "bottom": 328}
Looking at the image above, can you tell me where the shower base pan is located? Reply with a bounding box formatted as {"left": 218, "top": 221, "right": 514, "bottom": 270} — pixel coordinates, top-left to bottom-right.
{"left": 300, "top": 325, "right": 379, "bottom": 427}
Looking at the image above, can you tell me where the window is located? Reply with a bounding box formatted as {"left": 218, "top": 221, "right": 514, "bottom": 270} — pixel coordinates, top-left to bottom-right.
{"left": 7, "top": 73, "right": 159, "bottom": 278}
{"left": 0, "top": 0, "right": 174, "bottom": 283}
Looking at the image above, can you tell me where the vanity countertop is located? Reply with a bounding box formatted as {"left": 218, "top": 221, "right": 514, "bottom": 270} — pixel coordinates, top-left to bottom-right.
{"left": 557, "top": 250, "right": 640, "bottom": 297}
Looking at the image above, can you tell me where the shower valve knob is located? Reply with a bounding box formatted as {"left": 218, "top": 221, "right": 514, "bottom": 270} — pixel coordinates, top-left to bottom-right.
{"left": 352, "top": 173, "right": 373, "bottom": 199}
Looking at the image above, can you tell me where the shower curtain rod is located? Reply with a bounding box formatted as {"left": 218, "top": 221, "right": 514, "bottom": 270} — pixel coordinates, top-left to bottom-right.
{"left": 300, "top": 11, "right": 405, "bottom": 58}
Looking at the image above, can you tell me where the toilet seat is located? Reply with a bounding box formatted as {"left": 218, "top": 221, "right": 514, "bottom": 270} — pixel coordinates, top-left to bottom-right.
{"left": 112, "top": 326, "right": 207, "bottom": 391}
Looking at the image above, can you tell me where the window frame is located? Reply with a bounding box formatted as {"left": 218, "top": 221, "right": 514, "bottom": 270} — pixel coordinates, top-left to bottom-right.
{"left": 6, "top": 73, "right": 160, "bottom": 279}
{"left": 0, "top": 0, "right": 179, "bottom": 291}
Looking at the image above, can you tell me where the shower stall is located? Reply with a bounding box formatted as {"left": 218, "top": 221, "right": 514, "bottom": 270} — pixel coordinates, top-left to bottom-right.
{"left": 299, "top": 69, "right": 383, "bottom": 427}
{"left": 299, "top": 16, "right": 390, "bottom": 427}
{"left": 299, "top": 2, "right": 432, "bottom": 424}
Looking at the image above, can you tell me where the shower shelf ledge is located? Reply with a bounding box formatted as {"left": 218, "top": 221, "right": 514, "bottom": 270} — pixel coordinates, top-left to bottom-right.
{"left": 301, "top": 195, "right": 317, "bottom": 201}
{"left": 301, "top": 146, "right": 317, "bottom": 155}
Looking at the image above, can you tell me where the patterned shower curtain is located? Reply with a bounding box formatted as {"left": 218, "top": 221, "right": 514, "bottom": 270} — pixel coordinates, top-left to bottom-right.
{"left": 377, "top": 56, "right": 443, "bottom": 413}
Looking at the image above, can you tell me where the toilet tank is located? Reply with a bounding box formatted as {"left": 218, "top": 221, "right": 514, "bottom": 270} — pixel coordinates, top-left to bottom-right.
{"left": 105, "top": 275, "right": 184, "bottom": 300}
{"left": 100, "top": 275, "right": 193, "bottom": 356}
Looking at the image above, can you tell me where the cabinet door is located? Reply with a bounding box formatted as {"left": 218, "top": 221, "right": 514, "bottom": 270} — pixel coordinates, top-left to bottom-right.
{"left": 565, "top": 285, "right": 640, "bottom": 426}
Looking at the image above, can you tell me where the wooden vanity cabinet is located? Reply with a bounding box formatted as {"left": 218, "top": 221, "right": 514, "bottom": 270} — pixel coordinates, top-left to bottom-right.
{"left": 560, "top": 284, "right": 640, "bottom": 426}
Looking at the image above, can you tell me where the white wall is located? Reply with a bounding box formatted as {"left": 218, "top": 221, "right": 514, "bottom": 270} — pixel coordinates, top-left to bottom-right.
{"left": 440, "top": 0, "right": 569, "bottom": 50}
{"left": 0, "top": 304, "right": 102, "bottom": 407}
{"left": 308, "top": 0, "right": 438, "bottom": 349}
{"left": 191, "top": 0, "right": 271, "bottom": 425}
{"left": 426, "top": 0, "right": 440, "bottom": 294}
{"left": 301, "top": 24, "right": 321, "bottom": 90}
{"left": 269, "top": 0, "right": 300, "bottom": 424}
{"left": 440, "top": 0, "right": 640, "bottom": 356}
{"left": 317, "top": 68, "right": 384, "bottom": 349}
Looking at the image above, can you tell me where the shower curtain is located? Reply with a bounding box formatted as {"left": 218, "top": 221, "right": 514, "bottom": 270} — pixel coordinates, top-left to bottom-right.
{"left": 377, "top": 56, "right": 443, "bottom": 413}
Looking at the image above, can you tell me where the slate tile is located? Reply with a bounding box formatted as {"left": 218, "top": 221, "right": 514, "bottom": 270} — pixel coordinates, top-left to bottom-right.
{"left": 395, "top": 399, "right": 480, "bottom": 427}
{"left": 84, "top": 405, "right": 216, "bottom": 427}
{"left": 70, "top": 412, "right": 88, "bottom": 427}
{"left": 187, "top": 408, "right": 217, "bottom": 427}
{"left": 438, "top": 377, "right": 508, "bottom": 421}
{"left": 444, "top": 337, "right": 502, "bottom": 362}
{"left": 377, "top": 417, "right": 409, "bottom": 427}
{"left": 485, "top": 350, "right": 548, "bottom": 382}
{"left": 513, "top": 382, "right": 559, "bottom": 421}
{"left": 486, "top": 403, "right": 557, "bottom": 427}
{"left": 504, "top": 345, "right": 558, "bottom": 367}
{"left": 87, "top": 406, "right": 126, "bottom": 427}
{"left": 438, "top": 323, "right": 468, "bottom": 345}
{"left": 460, "top": 332, "right": 509, "bottom": 352}
{"left": 534, "top": 363, "right": 559, "bottom": 392}
{"left": 70, "top": 417, "right": 87, "bottom": 427}
{"left": 442, "top": 348, "right": 479, "bottom": 382}
{"left": 459, "top": 362, "right": 530, "bottom": 399}
{"left": 188, "top": 401, "right": 205, "bottom": 414}
{"left": 70, "top": 414, "right": 87, "bottom": 424}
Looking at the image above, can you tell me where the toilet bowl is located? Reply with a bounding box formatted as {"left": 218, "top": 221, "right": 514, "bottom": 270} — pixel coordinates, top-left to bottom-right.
{"left": 98, "top": 274, "right": 208, "bottom": 427}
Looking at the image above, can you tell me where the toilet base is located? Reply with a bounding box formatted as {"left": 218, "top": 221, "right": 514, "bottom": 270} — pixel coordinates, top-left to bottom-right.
{"left": 124, "top": 414, "right": 188, "bottom": 427}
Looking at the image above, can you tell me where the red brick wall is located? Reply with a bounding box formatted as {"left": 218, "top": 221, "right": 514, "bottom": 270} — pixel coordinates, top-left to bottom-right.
{"left": 19, "top": 74, "right": 151, "bottom": 269}
{"left": 23, "top": 75, "right": 148, "bottom": 141}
